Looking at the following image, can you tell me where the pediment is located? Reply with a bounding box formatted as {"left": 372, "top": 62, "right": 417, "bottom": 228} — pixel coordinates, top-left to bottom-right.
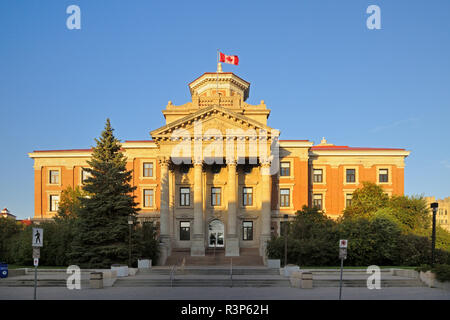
{"left": 151, "top": 106, "right": 277, "bottom": 142}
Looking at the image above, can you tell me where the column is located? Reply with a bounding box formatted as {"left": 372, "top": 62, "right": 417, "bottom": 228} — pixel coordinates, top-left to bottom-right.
{"left": 225, "top": 159, "right": 239, "bottom": 256}
{"left": 191, "top": 158, "right": 205, "bottom": 256}
{"left": 260, "top": 157, "right": 272, "bottom": 258}
{"left": 158, "top": 157, "right": 170, "bottom": 265}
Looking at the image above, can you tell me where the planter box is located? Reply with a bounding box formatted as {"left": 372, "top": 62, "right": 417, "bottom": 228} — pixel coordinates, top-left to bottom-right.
{"left": 102, "top": 270, "right": 117, "bottom": 287}
{"left": 90, "top": 272, "right": 103, "bottom": 289}
{"left": 282, "top": 265, "right": 300, "bottom": 277}
{"left": 138, "top": 259, "right": 152, "bottom": 269}
{"left": 267, "top": 259, "right": 280, "bottom": 269}
{"left": 289, "top": 271, "right": 313, "bottom": 289}
{"left": 111, "top": 265, "right": 129, "bottom": 277}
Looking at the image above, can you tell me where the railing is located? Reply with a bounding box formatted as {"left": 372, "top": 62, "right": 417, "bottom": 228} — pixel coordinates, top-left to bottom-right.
{"left": 180, "top": 257, "right": 186, "bottom": 274}
{"left": 170, "top": 264, "right": 177, "bottom": 287}
{"left": 230, "top": 258, "right": 233, "bottom": 288}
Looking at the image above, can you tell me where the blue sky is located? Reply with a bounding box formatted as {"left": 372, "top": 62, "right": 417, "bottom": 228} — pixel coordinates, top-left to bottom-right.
{"left": 1, "top": 0, "right": 449, "bottom": 219}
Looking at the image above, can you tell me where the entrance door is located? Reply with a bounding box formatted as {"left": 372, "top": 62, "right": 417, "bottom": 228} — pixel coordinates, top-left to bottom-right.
{"left": 208, "top": 220, "right": 224, "bottom": 248}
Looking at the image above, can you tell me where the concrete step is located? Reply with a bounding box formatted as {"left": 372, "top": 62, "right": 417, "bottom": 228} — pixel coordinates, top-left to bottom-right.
{"left": 139, "top": 268, "right": 279, "bottom": 276}
{"left": 166, "top": 248, "right": 263, "bottom": 266}
{"left": 0, "top": 279, "right": 90, "bottom": 287}
{"left": 313, "top": 279, "right": 426, "bottom": 288}
{"left": 114, "top": 278, "right": 291, "bottom": 287}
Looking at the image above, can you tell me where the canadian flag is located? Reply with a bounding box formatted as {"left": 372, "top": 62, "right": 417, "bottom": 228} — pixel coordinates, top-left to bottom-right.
{"left": 219, "top": 52, "right": 239, "bottom": 65}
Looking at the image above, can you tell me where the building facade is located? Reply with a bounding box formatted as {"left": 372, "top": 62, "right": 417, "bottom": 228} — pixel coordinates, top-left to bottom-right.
{"left": 425, "top": 197, "right": 450, "bottom": 232}
{"left": 29, "top": 65, "right": 410, "bottom": 262}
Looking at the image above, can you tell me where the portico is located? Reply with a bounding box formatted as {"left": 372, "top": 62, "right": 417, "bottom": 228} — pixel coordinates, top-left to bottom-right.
{"left": 156, "top": 154, "right": 274, "bottom": 259}
{"left": 150, "top": 64, "right": 278, "bottom": 260}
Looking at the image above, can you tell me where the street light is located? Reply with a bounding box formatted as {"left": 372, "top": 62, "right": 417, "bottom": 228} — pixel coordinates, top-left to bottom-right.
{"left": 284, "top": 214, "right": 288, "bottom": 268}
{"left": 128, "top": 215, "right": 134, "bottom": 267}
{"left": 430, "top": 202, "right": 438, "bottom": 267}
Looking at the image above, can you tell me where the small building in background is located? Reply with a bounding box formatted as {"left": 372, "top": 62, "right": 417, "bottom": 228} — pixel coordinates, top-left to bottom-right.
{"left": 424, "top": 197, "right": 450, "bottom": 232}
{"left": 1, "top": 208, "right": 16, "bottom": 220}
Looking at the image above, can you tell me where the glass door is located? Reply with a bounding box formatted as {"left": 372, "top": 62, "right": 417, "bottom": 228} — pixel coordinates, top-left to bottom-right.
{"left": 208, "top": 220, "right": 225, "bottom": 247}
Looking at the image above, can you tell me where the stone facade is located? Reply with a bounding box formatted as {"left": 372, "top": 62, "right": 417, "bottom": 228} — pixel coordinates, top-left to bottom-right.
{"left": 28, "top": 64, "right": 411, "bottom": 260}
{"left": 425, "top": 197, "right": 450, "bottom": 232}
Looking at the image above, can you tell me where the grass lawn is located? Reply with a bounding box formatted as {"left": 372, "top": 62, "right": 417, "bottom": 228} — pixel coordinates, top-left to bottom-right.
{"left": 299, "top": 266, "right": 417, "bottom": 269}
{"left": 7, "top": 265, "right": 66, "bottom": 270}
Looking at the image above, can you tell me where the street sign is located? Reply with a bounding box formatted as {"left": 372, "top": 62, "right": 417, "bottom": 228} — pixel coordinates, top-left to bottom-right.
{"left": 339, "top": 248, "right": 347, "bottom": 260}
{"left": 33, "top": 258, "right": 39, "bottom": 267}
{"left": 339, "top": 240, "right": 349, "bottom": 300}
{"left": 32, "top": 228, "right": 43, "bottom": 247}
{"left": 33, "top": 248, "right": 40, "bottom": 259}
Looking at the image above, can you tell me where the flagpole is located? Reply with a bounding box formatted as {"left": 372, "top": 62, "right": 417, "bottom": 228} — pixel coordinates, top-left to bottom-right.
{"left": 216, "top": 49, "right": 220, "bottom": 106}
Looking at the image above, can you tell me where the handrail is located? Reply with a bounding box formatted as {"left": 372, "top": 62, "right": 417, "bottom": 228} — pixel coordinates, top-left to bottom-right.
{"left": 230, "top": 258, "right": 233, "bottom": 288}
{"left": 170, "top": 264, "right": 177, "bottom": 287}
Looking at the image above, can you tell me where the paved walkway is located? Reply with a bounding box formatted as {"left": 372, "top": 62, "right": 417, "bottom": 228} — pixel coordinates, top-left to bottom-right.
{"left": 1, "top": 286, "right": 449, "bottom": 300}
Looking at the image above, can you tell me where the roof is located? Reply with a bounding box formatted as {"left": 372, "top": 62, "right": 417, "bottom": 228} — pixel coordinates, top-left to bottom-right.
{"left": 32, "top": 148, "right": 93, "bottom": 153}
{"left": 188, "top": 72, "right": 250, "bottom": 86}
{"left": 310, "top": 145, "right": 406, "bottom": 151}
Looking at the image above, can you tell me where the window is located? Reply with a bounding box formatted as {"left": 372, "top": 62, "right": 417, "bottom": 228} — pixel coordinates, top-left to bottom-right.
{"left": 143, "top": 163, "right": 153, "bottom": 177}
{"left": 180, "top": 187, "right": 190, "bottom": 206}
{"left": 242, "top": 221, "right": 253, "bottom": 240}
{"left": 243, "top": 165, "right": 252, "bottom": 175}
{"left": 50, "top": 195, "right": 60, "bottom": 212}
{"left": 180, "top": 221, "right": 190, "bottom": 241}
{"left": 346, "top": 169, "right": 356, "bottom": 183}
{"left": 280, "top": 162, "right": 290, "bottom": 176}
{"left": 143, "top": 189, "right": 154, "bottom": 208}
{"left": 313, "top": 169, "right": 323, "bottom": 183}
{"left": 280, "top": 189, "right": 290, "bottom": 207}
{"left": 313, "top": 194, "right": 323, "bottom": 210}
{"left": 243, "top": 187, "right": 253, "bottom": 206}
{"left": 49, "top": 170, "right": 59, "bottom": 184}
{"left": 211, "top": 187, "right": 221, "bottom": 206}
{"left": 379, "top": 169, "right": 389, "bottom": 183}
{"left": 346, "top": 194, "right": 353, "bottom": 207}
{"left": 81, "top": 169, "right": 91, "bottom": 184}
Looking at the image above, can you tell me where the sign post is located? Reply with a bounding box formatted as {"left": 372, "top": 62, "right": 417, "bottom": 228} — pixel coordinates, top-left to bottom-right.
{"left": 338, "top": 239, "right": 348, "bottom": 300}
{"left": 32, "top": 228, "right": 43, "bottom": 300}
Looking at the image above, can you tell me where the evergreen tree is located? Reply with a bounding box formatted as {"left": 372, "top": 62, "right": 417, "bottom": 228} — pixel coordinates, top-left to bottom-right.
{"left": 70, "top": 119, "right": 139, "bottom": 268}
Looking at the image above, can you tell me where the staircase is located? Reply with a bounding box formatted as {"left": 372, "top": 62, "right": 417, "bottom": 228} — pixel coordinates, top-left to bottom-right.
{"left": 114, "top": 277, "right": 290, "bottom": 287}
{"left": 115, "top": 266, "right": 288, "bottom": 287}
{"left": 165, "top": 248, "right": 264, "bottom": 266}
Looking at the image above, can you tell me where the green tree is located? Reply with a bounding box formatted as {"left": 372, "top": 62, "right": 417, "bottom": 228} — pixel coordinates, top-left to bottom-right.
{"left": 69, "top": 119, "right": 139, "bottom": 268}
{"left": 386, "top": 195, "right": 430, "bottom": 232}
{"left": 56, "top": 185, "right": 86, "bottom": 219}
{"left": 343, "top": 182, "right": 389, "bottom": 218}
{"left": 267, "top": 206, "right": 339, "bottom": 266}
{"left": 134, "top": 222, "right": 159, "bottom": 264}
{"left": 338, "top": 215, "right": 402, "bottom": 266}
{"left": 0, "top": 218, "right": 23, "bottom": 262}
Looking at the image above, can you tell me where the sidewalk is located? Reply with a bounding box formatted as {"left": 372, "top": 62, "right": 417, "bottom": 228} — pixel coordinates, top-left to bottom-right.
{"left": 1, "top": 286, "right": 449, "bottom": 300}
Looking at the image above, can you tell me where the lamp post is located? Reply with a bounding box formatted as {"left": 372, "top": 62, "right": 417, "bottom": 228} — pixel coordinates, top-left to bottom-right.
{"left": 128, "top": 215, "right": 134, "bottom": 267}
{"left": 430, "top": 202, "right": 438, "bottom": 267}
{"left": 284, "top": 214, "right": 288, "bottom": 268}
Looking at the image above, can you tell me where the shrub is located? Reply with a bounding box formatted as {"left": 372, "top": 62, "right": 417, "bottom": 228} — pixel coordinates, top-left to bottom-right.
{"left": 134, "top": 222, "right": 159, "bottom": 265}
{"left": 338, "top": 215, "right": 402, "bottom": 266}
{"left": 432, "top": 264, "right": 450, "bottom": 282}
{"left": 415, "top": 264, "right": 431, "bottom": 272}
{"left": 395, "top": 234, "right": 430, "bottom": 266}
